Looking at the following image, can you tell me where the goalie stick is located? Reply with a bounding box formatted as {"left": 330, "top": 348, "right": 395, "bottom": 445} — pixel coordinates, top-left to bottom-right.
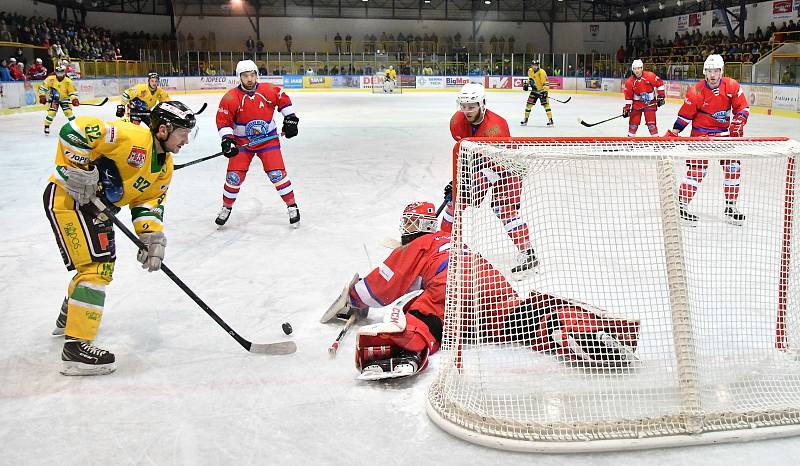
{"left": 328, "top": 311, "right": 361, "bottom": 358}
{"left": 91, "top": 198, "right": 297, "bottom": 355}
{"left": 174, "top": 135, "right": 280, "bottom": 170}
{"left": 82, "top": 97, "right": 109, "bottom": 107}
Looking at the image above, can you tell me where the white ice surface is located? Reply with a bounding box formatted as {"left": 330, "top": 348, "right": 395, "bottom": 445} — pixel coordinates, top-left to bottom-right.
{"left": 2, "top": 90, "right": 799, "bottom": 465}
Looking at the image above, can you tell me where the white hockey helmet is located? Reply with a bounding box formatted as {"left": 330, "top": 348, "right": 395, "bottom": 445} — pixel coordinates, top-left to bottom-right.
{"left": 631, "top": 59, "right": 644, "bottom": 70}
{"left": 236, "top": 59, "right": 259, "bottom": 79}
{"left": 456, "top": 83, "right": 486, "bottom": 112}
{"left": 703, "top": 54, "right": 724, "bottom": 72}
{"left": 35, "top": 58, "right": 43, "bottom": 64}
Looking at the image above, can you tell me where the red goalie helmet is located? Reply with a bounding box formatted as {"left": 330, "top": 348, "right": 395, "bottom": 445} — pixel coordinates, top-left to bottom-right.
{"left": 400, "top": 201, "right": 438, "bottom": 237}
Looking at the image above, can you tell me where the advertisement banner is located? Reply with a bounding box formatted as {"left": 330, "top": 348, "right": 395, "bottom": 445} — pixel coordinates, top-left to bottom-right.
{"left": 772, "top": 0, "right": 794, "bottom": 19}
{"left": 445, "top": 76, "right": 473, "bottom": 88}
{"left": 773, "top": 85, "right": 799, "bottom": 112}
{"left": 677, "top": 15, "right": 689, "bottom": 32}
{"left": 743, "top": 85, "right": 774, "bottom": 108}
{"left": 416, "top": 76, "right": 446, "bottom": 89}
{"left": 485, "top": 76, "right": 512, "bottom": 89}
{"left": 159, "top": 77, "right": 180, "bottom": 92}
{"left": 584, "top": 78, "right": 602, "bottom": 90}
{"left": 260, "top": 76, "right": 283, "bottom": 86}
{"left": 400, "top": 75, "right": 416, "bottom": 89}
{"left": 331, "top": 75, "right": 361, "bottom": 88}
{"left": 283, "top": 75, "right": 304, "bottom": 89}
{"left": 601, "top": 79, "right": 621, "bottom": 93}
{"left": 689, "top": 13, "right": 702, "bottom": 27}
{"left": 199, "top": 76, "right": 231, "bottom": 90}
{"left": 665, "top": 81, "right": 685, "bottom": 99}
{"left": 303, "top": 76, "right": 332, "bottom": 89}
{"left": 360, "top": 75, "right": 378, "bottom": 89}
{"left": 512, "top": 76, "right": 528, "bottom": 90}
{"left": 548, "top": 76, "right": 564, "bottom": 90}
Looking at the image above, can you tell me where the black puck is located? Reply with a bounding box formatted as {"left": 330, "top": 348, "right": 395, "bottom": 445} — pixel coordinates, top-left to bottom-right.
{"left": 282, "top": 322, "right": 293, "bottom": 335}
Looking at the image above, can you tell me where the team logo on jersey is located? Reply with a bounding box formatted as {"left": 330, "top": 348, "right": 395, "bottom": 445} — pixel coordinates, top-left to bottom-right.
{"left": 710, "top": 110, "right": 730, "bottom": 123}
{"left": 128, "top": 146, "right": 146, "bottom": 168}
{"left": 244, "top": 119, "right": 270, "bottom": 139}
{"left": 226, "top": 172, "right": 242, "bottom": 186}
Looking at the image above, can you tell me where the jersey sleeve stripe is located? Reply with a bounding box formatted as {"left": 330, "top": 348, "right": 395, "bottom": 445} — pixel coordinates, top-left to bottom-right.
{"left": 59, "top": 123, "right": 92, "bottom": 151}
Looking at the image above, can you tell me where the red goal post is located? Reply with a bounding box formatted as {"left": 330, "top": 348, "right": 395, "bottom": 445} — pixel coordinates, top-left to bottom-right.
{"left": 430, "top": 136, "right": 800, "bottom": 452}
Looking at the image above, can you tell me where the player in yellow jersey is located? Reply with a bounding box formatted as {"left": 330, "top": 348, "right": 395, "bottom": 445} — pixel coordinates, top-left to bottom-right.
{"left": 383, "top": 65, "right": 398, "bottom": 93}
{"left": 38, "top": 65, "right": 79, "bottom": 135}
{"left": 116, "top": 72, "right": 171, "bottom": 125}
{"left": 43, "top": 101, "right": 196, "bottom": 376}
{"left": 521, "top": 59, "right": 554, "bottom": 126}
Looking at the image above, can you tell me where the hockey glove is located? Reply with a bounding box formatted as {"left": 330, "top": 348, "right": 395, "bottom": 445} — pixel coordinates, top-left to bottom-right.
{"left": 137, "top": 231, "right": 167, "bottom": 272}
{"left": 522, "top": 81, "right": 529, "bottom": 92}
{"left": 728, "top": 114, "right": 746, "bottom": 137}
{"left": 656, "top": 96, "right": 665, "bottom": 107}
{"left": 221, "top": 136, "right": 239, "bottom": 158}
{"left": 282, "top": 114, "right": 299, "bottom": 139}
{"left": 115, "top": 104, "right": 126, "bottom": 118}
{"left": 39, "top": 95, "right": 47, "bottom": 105}
{"left": 63, "top": 166, "right": 99, "bottom": 205}
{"left": 71, "top": 98, "right": 80, "bottom": 107}
{"left": 622, "top": 104, "right": 631, "bottom": 118}
{"left": 664, "top": 128, "right": 680, "bottom": 138}
{"left": 443, "top": 181, "right": 452, "bottom": 203}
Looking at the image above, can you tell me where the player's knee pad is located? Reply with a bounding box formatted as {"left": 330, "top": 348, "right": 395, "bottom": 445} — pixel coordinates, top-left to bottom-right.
{"left": 225, "top": 170, "right": 246, "bottom": 189}
{"left": 267, "top": 169, "right": 287, "bottom": 184}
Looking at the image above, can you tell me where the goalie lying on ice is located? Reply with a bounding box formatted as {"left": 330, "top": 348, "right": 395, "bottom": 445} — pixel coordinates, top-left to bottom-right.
{"left": 322, "top": 201, "right": 640, "bottom": 381}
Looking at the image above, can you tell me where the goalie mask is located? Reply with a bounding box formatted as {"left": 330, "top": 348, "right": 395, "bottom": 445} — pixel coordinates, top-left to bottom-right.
{"left": 400, "top": 201, "right": 438, "bottom": 245}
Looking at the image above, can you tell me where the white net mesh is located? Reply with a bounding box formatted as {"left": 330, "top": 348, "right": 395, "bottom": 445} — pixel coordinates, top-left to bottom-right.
{"left": 427, "top": 137, "right": 800, "bottom": 451}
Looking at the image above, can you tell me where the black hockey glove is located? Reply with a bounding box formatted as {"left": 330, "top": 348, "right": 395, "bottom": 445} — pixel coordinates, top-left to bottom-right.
{"left": 115, "top": 104, "right": 126, "bottom": 118}
{"left": 522, "top": 81, "right": 529, "bottom": 92}
{"left": 282, "top": 114, "right": 299, "bottom": 139}
{"left": 443, "top": 181, "right": 452, "bottom": 203}
{"left": 656, "top": 96, "right": 665, "bottom": 107}
{"left": 221, "top": 136, "right": 239, "bottom": 158}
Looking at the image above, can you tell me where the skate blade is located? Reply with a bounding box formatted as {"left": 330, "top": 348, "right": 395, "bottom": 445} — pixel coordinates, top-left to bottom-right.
{"left": 60, "top": 361, "right": 117, "bottom": 376}
{"left": 724, "top": 217, "right": 744, "bottom": 227}
{"left": 52, "top": 327, "right": 65, "bottom": 336}
{"left": 290, "top": 222, "right": 300, "bottom": 229}
{"left": 357, "top": 366, "right": 417, "bottom": 381}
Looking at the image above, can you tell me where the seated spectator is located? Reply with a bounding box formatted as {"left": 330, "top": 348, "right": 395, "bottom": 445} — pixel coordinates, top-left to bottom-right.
{"left": 0, "top": 59, "right": 11, "bottom": 81}
{"left": 205, "top": 63, "right": 217, "bottom": 76}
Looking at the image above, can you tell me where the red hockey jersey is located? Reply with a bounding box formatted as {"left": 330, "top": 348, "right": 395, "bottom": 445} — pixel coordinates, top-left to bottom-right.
{"left": 216, "top": 82, "right": 295, "bottom": 152}
{"left": 349, "top": 232, "right": 451, "bottom": 313}
{"left": 449, "top": 108, "right": 510, "bottom": 141}
{"left": 674, "top": 77, "right": 749, "bottom": 134}
{"left": 623, "top": 71, "right": 665, "bottom": 108}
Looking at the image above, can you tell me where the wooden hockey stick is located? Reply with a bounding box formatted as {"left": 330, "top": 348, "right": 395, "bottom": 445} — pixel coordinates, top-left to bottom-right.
{"left": 174, "top": 135, "right": 279, "bottom": 170}
{"left": 92, "top": 198, "right": 296, "bottom": 355}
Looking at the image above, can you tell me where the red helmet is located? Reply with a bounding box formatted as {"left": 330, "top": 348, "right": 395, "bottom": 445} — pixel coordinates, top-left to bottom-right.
{"left": 400, "top": 201, "right": 438, "bottom": 237}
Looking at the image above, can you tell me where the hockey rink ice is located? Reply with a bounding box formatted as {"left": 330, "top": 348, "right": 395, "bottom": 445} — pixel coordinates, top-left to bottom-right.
{"left": 2, "top": 90, "right": 800, "bottom": 464}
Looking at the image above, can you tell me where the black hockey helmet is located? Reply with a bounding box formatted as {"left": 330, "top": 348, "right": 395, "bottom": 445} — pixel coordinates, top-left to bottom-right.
{"left": 150, "top": 101, "right": 196, "bottom": 135}
{"left": 147, "top": 71, "right": 160, "bottom": 80}
{"left": 531, "top": 59, "right": 540, "bottom": 66}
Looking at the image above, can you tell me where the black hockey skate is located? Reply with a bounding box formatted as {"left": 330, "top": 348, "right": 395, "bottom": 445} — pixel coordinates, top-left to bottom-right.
{"left": 61, "top": 338, "right": 116, "bottom": 376}
{"left": 520, "top": 119, "right": 528, "bottom": 126}
{"left": 288, "top": 204, "right": 300, "bottom": 228}
{"left": 511, "top": 248, "right": 539, "bottom": 274}
{"left": 547, "top": 119, "right": 554, "bottom": 126}
{"left": 724, "top": 202, "right": 745, "bottom": 226}
{"left": 44, "top": 126, "right": 50, "bottom": 135}
{"left": 680, "top": 205, "right": 698, "bottom": 224}
{"left": 215, "top": 206, "right": 232, "bottom": 226}
{"left": 52, "top": 297, "right": 68, "bottom": 336}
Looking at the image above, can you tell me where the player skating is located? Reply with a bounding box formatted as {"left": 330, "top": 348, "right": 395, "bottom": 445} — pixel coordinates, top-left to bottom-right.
{"left": 322, "top": 201, "right": 640, "bottom": 380}
{"left": 215, "top": 59, "right": 301, "bottom": 227}
{"left": 623, "top": 59, "right": 665, "bottom": 136}
{"left": 116, "top": 72, "right": 171, "bottom": 125}
{"left": 665, "top": 54, "right": 750, "bottom": 225}
{"left": 44, "top": 101, "right": 197, "bottom": 375}
{"left": 520, "top": 59, "right": 553, "bottom": 127}
{"left": 38, "top": 65, "right": 78, "bottom": 135}
{"left": 384, "top": 65, "right": 398, "bottom": 93}
{"left": 445, "top": 83, "right": 537, "bottom": 273}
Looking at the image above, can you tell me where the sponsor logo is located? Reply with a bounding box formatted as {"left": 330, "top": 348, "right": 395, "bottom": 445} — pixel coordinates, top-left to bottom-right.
{"left": 98, "top": 232, "right": 109, "bottom": 250}
{"left": 445, "top": 76, "right": 471, "bottom": 87}
{"left": 201, "top": 76, "right": 227, "bottom": 83}
{"left": 105, "top": 126, "right": 116, "bottom": 143}
{"left": 64, "top": 222, "right": 81, "bottom": 250}
{"left": 226, "top": 171, "right": 242, "bottom": 186}
{"left": 308, "top": 77, "right": 325, "bottom": 84}
{"left": 390, "top": 305, "right": 402, "bottom": 325}
{"left": 65, "top": 150, "right": 89, "bottom": 165}
{"left": 128, "top": 146, "right": 146, "bottom": 168}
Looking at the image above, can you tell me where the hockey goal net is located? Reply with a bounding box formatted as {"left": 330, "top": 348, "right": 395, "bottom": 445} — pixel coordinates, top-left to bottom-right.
{"left": 370, "top": 72, "right": 402, "bottom": 94}
{"left": 427, "top": 137, "right": 800, "bottom": 452}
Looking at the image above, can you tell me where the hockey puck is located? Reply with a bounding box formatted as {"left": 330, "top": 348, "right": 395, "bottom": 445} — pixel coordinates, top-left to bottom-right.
{"left": 282, "top": 322, "right": 293, "bottom": 335}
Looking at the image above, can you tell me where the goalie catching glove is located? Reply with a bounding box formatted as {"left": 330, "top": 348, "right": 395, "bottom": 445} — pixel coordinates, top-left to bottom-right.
{"left": 137, "top": 232, "right": 167, "bottom": 272}
{"left": 355, "top": 290, "right": 441, "bottom": 380}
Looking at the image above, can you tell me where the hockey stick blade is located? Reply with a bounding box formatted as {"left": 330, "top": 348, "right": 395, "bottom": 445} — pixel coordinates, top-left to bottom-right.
{"left": 579, "top": 114, "right": 623, "bottom": 127}
{"left": 552, "top": 96, "right": 571, "bottom": 104}
{"left": 194, "top": 103, "right": 208, "bottom": 115}
{"left": 84, "top": 97, "right": 109, "bottom": 107}
{"left": 249, "top": 340, "right": 297, "bottom": 355}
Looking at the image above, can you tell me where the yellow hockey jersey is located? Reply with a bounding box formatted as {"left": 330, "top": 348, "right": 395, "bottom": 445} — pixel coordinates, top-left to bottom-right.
{"left": 39, "top": 75, "right": 78, "bottom": 102}
{"left": 50, "top": 117, "right": 173, "bottom": 235}
{"left": 121, "top": 83, "right": 171, "bottom": 109}
{"left": 385, "top": 69, "right": 397, "bottom": 80}
{"left": 527, "top": 68, "right": 549, "bottom": 91}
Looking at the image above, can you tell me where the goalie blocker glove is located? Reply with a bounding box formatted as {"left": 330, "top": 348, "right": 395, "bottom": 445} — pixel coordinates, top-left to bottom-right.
{"left": 282, "top": 114, "right": 299, "bottom": 139}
